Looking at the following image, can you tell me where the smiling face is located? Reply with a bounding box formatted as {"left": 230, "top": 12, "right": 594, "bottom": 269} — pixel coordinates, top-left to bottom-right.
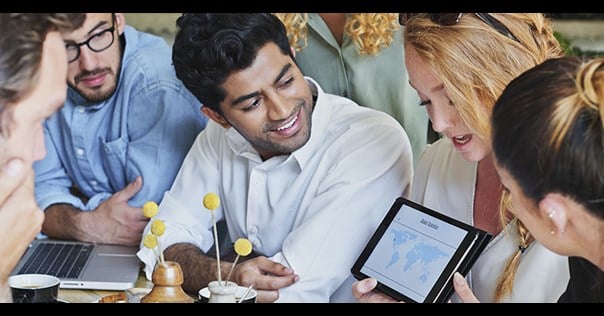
{"left": 405, "top": 45, "right": 490, "bottom": 162}
{"left": 0, "top": 31, "right": 68, "bottom": 166}
{"left": 63, "top": 13, "right": 125, "bottom": 103}
{"left": 205, "top": 42, "right": 314, "bottom": 160}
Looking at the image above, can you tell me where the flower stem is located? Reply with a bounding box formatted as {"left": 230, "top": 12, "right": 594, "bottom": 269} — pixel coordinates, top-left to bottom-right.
{"left": 211, "top": 211, "right": 222, "bottom": 284}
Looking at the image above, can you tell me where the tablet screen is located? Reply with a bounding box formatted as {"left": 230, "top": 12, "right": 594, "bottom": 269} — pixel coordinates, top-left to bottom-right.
{"left": 352, "top": 198, "right": 489, "bottom": 303}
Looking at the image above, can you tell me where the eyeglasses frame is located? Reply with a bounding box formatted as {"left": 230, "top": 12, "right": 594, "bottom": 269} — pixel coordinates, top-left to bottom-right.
{"left": 65, "top": 14, "right": 116, "bottom": 63}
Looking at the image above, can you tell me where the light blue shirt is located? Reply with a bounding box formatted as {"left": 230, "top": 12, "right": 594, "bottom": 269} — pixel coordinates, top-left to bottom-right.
{"left": 34, "top": 25, "right": 208, "bottom": 212}
{"left": 137, "top": 78, "right": 414, "bottom": 302}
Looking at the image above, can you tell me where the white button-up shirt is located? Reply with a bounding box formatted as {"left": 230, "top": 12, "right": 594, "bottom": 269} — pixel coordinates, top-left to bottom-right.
{"left": 137, "top": 78, "right": 414, "bottom": 302}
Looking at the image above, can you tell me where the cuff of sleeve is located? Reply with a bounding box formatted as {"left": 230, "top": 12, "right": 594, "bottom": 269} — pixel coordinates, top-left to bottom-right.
{"left": 137, "top": 247, "right": 157, "bottom": 281}
{"left": 37, "top": 193, "right": 86, "bottom": 212}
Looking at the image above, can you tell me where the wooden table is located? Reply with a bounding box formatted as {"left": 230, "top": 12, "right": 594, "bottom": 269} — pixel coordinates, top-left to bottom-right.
{"left": 58, "top": 272, "right": 153, "bottom": 303}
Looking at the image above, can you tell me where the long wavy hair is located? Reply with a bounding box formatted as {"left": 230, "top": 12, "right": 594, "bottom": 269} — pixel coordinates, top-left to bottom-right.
{"left": 274, "top": 13, "right": 399, "bottom": 56}
{"left": 404, "top": 13, "right": 564, "bottom": 302}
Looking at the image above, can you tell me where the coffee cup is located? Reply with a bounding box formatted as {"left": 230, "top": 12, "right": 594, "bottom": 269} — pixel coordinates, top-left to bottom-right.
{"left": 198, "top": 282, "right": 257, "bottom": 303}
{"left": 9, "top": 274, "right": 60, "bottom": 303}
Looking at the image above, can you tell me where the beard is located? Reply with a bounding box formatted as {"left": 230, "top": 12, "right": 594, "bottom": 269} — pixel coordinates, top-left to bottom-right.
{"left": 69, "top": 68, "right": 118, "bottom": 103}
{"left": 70, "top": 55, "right": 122, "bottom": 104}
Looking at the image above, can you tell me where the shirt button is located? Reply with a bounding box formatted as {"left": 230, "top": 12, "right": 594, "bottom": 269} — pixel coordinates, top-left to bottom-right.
{"left": 90, "top": 180, "right": 97, "bottom": 186}
{"left": 77, "top": 106, "right": 85, "bottom": 113}
{"left": 248, "top": 226, "right": 258, "bottom": 234}
{"left": 75, "top": 148, "right": 84, "bottom": 156}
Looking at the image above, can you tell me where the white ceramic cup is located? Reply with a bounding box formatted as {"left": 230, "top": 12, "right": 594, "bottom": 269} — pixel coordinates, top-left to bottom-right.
{"left": 198, "top": 282, "right": 257, "bottom": 303}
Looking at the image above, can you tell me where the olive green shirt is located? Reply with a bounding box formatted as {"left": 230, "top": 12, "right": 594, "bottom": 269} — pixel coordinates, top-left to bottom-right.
{"left": 293, "top": 13, "right": 429, "bottom": 164}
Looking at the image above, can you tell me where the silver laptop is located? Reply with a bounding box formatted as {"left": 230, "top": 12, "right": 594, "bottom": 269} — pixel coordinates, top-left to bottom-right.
{"left": 11, "top": 239, "right": 141, "bottom": 290}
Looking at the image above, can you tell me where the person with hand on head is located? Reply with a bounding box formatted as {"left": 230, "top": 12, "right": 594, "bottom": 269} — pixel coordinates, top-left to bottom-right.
{"left": 353, "top": 13, "right": 569, "bottom": 303}
{"left": 453, "top": 56, "right": 604, "bottom": 303}
{"left": 34, "top": 13, "right": 208, "bottom": 246}
{"left": 274, "top": 13, "right": 431, "bottom": 165}
{"left": 0, "top": 13, "right": 85, "bottom": 302}
{"left": 136, "top": 13, "right": 414, "bottom": 303}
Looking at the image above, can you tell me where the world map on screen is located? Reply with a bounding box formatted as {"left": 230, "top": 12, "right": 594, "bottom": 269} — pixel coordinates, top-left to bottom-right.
{"left": 383, "top": 229, "right": 452, "bottom": 290}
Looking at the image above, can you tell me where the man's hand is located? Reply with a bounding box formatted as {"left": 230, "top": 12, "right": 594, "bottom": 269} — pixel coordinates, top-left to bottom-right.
{"left": 352, "top": 278, "right": 398, "bottom": 303}
{"left": 44, "top": 176, "right": 149, "bottom": 245}
{"left": 85, "top": 176, "right": 149, "bottom": 245}
{"left": 232, "top": 256, "right": 299, "bottom": 303}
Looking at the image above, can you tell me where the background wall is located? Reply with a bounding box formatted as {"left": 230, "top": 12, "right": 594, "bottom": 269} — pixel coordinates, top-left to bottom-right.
{"left": 124, "top": 13, "right": 180, "bottom": 46}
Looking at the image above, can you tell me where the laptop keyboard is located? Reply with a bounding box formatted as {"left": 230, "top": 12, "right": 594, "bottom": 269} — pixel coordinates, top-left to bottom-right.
{"left": 18, "top": 242, "right": 94, "bottom": 278}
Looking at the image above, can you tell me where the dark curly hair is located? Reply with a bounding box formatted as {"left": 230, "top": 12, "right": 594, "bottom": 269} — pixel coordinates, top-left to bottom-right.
{"left": 172, "top": 13, "right": 293, "bottom": 115}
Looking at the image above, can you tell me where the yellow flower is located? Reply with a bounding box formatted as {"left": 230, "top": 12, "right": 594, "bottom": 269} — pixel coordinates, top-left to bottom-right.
{"left": 143, "top": 233, "right": 158, "bottom": 249}
{"left": 151, "top": 219, "right": 165, "bottom": 236}
{"left": 143, "top": 201, "right": 159, "bottom": 218}
{"left": 234, "top": 238, "right": 252, "bottom": 256}
{"left": 203, "top": 193, "right": 220, "bottom": 211}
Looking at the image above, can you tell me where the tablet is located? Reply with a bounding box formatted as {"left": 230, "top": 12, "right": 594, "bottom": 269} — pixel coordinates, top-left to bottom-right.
{"left": 351, "top": 197, "right": 492, "bottom": 303}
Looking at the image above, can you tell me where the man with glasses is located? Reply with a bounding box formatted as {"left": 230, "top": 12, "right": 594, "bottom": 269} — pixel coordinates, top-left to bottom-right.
{"left": 33, "top": 13, "right": 208, "bottom": 246}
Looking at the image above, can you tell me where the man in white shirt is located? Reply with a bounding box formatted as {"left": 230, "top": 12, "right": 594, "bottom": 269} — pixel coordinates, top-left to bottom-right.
{"left": 136, "top": 13, "right": 414, "bottom": 303}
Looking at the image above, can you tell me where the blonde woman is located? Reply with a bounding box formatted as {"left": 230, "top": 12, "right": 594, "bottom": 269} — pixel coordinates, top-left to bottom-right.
{"left": 353, "top": 13, "right": 569, "bottom": 303}
{"left": 274, "top": 13, "right": 430, "bottom": 164}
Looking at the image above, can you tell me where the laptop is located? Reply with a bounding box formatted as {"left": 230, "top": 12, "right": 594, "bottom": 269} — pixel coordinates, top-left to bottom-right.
{"left": 11, "top": 239, "right": 141, "bottom": 291}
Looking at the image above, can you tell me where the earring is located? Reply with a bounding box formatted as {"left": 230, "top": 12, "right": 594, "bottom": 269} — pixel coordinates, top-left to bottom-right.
{"left": 550, "top": 229, "right": 555, "bottom": 235}
{"left": 548, "top": 210, "right": 556, "bottom": 218}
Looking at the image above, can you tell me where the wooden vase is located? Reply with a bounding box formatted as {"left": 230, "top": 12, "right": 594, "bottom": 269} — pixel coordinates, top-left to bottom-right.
{"left": 140, "top": 261, "right": 194, "bottom": 303}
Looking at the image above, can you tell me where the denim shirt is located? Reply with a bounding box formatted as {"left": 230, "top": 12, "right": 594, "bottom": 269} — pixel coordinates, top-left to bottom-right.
{"left": 34, "top": 25, "right": 208, "bottom": 211}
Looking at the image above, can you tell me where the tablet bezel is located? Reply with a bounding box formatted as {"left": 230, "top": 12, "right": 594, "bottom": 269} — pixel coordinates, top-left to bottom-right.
{"left": 351, "top": 197, "right": 482, "bottom": 303}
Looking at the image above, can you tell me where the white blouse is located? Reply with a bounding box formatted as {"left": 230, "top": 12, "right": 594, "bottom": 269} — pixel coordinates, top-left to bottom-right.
{"left": 411, "top": 138, "right": 569, "bottom": 302}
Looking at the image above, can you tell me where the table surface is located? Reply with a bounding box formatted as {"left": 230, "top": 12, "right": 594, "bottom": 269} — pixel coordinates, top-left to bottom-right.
{"left": 58, "top": 272, "right": 154, "bottom": 303}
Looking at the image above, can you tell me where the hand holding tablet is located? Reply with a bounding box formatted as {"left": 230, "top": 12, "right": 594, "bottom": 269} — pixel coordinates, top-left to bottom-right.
{"left": 351, "top": 197, "right": 492, "bottom": 303}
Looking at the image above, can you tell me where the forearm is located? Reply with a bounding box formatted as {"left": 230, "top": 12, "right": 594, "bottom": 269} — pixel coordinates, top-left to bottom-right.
{"left": 42, "top": 203, "right": 88, "bottom": 241}
{"left": 163, "top": 242, "right": 234, "bottom": 294}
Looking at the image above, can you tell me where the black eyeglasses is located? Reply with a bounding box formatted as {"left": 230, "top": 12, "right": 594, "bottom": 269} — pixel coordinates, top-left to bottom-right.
{"left": 65, "top": 14, "right": 116, "bottom": 63}
{"left": 399, "top": 13, "right": 520, "bottom": 43}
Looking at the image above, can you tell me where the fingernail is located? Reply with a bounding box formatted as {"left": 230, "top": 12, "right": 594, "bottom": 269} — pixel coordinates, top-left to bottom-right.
{"left": 4, "top": 159, "right": 23, "bottom": 177}
{"left": 368, "top": 278, "right": 377, "bottom": 287}
{"left": 453, "top": 273, "right": 465, "bottom": 286}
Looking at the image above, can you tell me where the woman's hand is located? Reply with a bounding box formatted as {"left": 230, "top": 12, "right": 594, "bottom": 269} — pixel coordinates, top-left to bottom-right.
{"left": 352, "top": 278, "right": 399, "bottom": 303}
{"left": 452, "top": 272, "right": 480, "bottom": 303}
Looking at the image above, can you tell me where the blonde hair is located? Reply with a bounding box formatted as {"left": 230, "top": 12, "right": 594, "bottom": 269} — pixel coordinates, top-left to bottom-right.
{"left": 404, "top": 13, "right": 564, "bottom": 302}
{"left": 550, "top": 58, "right": 604, "bottom": 150}
{"left": 273, "top": 13, "right": 400, "bottom": 56}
